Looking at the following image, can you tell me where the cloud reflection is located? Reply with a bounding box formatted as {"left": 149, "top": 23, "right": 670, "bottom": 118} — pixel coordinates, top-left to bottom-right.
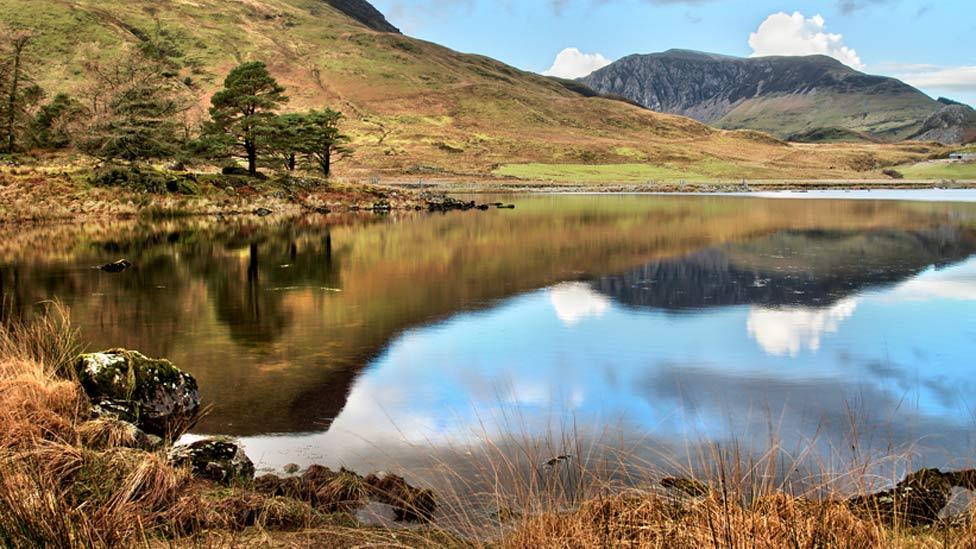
{"left": 549, "top": 282, "right": 611, "bottom": 326}
{"left": 747, "top": 298, "right": 859, "bottom": 357}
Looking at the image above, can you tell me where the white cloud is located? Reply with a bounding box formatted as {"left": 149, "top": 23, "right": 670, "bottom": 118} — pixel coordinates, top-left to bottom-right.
{"left": 893, "top": 65, "right": 976, "bottom": 93}
{"left": 548, "top": 282, "right": 611, "bottom": 326}
{"left": 748, "top": 12, "right": 864, "bottom": 70}
{"left": 747, "top": 298, "right": 859, "bottom": 357}
{"left": 542, "top": 47, "right": 613, "bottom": 79}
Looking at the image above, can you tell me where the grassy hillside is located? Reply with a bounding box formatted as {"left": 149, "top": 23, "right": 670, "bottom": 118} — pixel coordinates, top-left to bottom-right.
{"left": 0, "top": 0, "right": 948, "bottom": 181}
{"left": 719, "top": 92, "right": 935, "bottom": 140}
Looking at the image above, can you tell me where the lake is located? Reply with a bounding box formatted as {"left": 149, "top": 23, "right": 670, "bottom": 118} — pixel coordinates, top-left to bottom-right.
{"left": 3, "top": 192, "right": 976, "bottom": 484}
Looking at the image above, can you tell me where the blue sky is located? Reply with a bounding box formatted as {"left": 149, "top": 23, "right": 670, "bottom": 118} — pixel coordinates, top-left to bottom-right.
{"left": 371, "top": 0, "right": 976, "bottom": 105}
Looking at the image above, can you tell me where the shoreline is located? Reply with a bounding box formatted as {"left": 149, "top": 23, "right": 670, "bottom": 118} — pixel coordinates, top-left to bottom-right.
{"left": 0, "top": 159, "right": 976, "bottom": 229}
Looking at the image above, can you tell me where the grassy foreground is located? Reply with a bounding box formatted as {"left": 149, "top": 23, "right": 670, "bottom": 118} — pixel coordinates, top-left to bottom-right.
{"left": 3, "top": 304, "right": 976, "bottom": 547}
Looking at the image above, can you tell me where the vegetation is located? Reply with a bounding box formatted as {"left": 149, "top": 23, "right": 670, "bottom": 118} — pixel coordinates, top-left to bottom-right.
{"left": 0, "top": 19, "right": 352, "bottom": 187}
{"left": 203, "top": 61, "right": 288, "bottom": 176}
{"left": 898, "top": 160, "right": 976, "bottom": 180}
{"left": 76, "top": 43, "right": 191, "bottom": 163}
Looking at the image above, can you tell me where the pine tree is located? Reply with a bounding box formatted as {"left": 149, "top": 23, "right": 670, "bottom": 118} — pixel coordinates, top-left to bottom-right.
{"left": 297, "top": 109, "right": 349, "bottom": 177}
{"left": 205, "top": 62, "right": 288, "bottom": 176}
{"left": 28, "top": 93, "right": 83, "bottom": 149}
{"left": 77, "top": 44, "right": 190, "bottom": 163}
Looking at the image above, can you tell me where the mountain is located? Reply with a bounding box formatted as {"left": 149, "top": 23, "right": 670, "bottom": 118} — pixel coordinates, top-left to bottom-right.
{"left": 325, "top": 0, "right": 400, "bottom": 33}
{"left": 580, "top": 49, "right": 974, "bottom": 144}
{"left": 0, "top": 2, "right": 943, "bottom": 179}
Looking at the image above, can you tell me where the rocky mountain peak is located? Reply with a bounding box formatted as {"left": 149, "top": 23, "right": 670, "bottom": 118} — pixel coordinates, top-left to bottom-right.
{"left": 324, "top": 0, "right": 400, "bottom": 33}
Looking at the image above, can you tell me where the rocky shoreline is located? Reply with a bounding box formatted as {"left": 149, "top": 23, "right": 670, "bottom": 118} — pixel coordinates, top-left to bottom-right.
{"left": 73, "top": 348, "right": 439, "bottom": 526}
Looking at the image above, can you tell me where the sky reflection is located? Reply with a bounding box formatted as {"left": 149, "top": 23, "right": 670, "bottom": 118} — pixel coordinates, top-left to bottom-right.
{"left": 240, "top": 256, "right": 976, "bottom": 473}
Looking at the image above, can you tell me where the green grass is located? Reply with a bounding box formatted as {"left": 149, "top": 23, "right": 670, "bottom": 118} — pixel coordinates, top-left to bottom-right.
{"left": 493, "top": 163, "right": 711, "bottom": 183}
{"left": 492, "top": 158, "right": 770, "bottom": 183}
{"left": 898, "top": 161, "right": 976, "bottom": 180}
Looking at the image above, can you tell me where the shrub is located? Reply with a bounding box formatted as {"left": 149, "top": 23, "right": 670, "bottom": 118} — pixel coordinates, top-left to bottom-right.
{"left": 90, "top": 165, "right": 198, "bottom": 195}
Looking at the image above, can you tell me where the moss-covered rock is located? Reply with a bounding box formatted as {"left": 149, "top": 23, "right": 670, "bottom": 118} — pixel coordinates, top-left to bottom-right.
{"left": 90, "top": 165, "right": 199, "bottom": 195}
{"left": 169, "top": 438, "right": 255, "bottom": 485}
{"left": 75, "top": 349, "right": 200, "bottom": 437}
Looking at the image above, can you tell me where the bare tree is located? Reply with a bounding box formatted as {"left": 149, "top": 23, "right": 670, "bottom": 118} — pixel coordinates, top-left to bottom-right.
{"left": 0, "top": 29, "right": 36, "bottom": 153}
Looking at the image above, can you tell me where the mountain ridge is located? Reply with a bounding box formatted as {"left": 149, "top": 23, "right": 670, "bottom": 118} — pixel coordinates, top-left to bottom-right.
{"left": 580, "top": 49, "right": 973, "bottom": 144}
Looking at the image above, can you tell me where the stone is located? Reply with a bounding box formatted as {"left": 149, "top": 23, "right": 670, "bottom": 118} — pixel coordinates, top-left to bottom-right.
{"left": 222, "top": 166, "right": 251, "bottom": 176}
{"left": 97, "top": 259, "right": 132, "bottom": 273}
{"left": 169, "top": 438, "right": 255, "bottom": 485}
{"left": 846, "top": 468, "right": 976, "bottom": 526}
{"left": 253, "top": 465, "right": 436, "bottom": 521}
{"left": 254, "top": 207, "right": 273, "bottom": 217}
{"left": 75, "top": 349, "right": 200, "bottom": 437}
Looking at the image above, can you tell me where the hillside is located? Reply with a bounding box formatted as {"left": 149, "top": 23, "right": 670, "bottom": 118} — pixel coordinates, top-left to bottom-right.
{"left": 0, "top": 1, "right": 947, "bottom": 180}
{"left": 580, "top": 49, "right": 973, "bottom": 145}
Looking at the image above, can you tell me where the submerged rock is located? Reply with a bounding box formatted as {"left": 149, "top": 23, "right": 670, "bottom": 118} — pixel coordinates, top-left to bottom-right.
{"left": 169, "top": 438, "right": 255, "bottom": 485}
{"left": 426, "top": 197, "right": 478, "bottom": 212}
{"left": 97, "top": 259, "right": 132, "bottom": 273}
{"left": 75, "top": 349, "right": 200, "bottom": 437}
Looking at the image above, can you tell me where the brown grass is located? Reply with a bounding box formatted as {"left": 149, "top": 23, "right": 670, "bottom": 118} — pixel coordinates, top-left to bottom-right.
{"left": 2, "top": 304, "right": 976, "bottom": 547}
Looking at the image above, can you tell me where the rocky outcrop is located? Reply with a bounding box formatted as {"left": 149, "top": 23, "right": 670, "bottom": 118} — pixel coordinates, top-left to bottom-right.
{"left": 910, "top": 104, "right": 976, "bottom": 145}
{"left": 846, "top": 468, "right": 976, "bottom": 525}
{"left": 579, "top": 49, "right": 968, "bottom": 142}
{"left": 169, "top": 438, "right": 256, "bottom": 485}
{"left": 75, "top": 349, "right": 201, "bottom": 437}
{"left": 324, "top": 0, "right": 400, "bottom": 33}
{"left": 254, "top": 466, "right": 437, "bottom": 522}
{"left": 663, "top": 468, "right": 976, "bottom": 526}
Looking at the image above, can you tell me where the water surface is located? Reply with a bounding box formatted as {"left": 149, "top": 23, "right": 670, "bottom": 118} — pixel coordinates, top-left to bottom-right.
{"left": 3, "top": 193, "right": 976, "bottom": 478}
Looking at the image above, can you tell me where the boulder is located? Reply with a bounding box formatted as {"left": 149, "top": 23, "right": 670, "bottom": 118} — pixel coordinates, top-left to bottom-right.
{"left": 169, "top": 438, "right": 255, "bottom": 485}
{"left": 221, "top": 166, "right": 251, "bottom": 176}
{"left": 75, "top": 349, "right": 200, "bottom": 437}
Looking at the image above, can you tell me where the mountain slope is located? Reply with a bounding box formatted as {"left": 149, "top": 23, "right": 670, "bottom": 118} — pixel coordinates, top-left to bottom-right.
{"left": 580, "top": 49, "right": 971, "bottom": 144}
{"left": 0, "top": 2, "right": 945, "bottom": 179}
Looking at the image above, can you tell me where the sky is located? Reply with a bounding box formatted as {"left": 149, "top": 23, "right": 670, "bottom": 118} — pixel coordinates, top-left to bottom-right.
{"left": 370, "top": 0, "right": 976, "bottom": 106}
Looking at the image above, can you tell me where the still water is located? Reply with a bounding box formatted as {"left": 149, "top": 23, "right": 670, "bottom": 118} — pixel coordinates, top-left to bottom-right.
{"left": 3, "top": 193, "right": 976, "bottom": 477}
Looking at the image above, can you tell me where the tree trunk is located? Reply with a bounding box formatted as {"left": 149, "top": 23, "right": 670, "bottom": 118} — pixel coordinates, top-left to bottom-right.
{"left": 320, "top": 145, "right": 331, "bottom": 177}
{"left": 245, "top": 139, "right": 257, "bottom": 176}
{"left": 5, "top": 38, "right": 26, "bottom": 153}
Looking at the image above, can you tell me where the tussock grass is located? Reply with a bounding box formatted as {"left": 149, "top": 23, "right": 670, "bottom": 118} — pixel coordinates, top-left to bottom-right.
{"left": 2, "top": 304, "right": 976, "bottom": 547}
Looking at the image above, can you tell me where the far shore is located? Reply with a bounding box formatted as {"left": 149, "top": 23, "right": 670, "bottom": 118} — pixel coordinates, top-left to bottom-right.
{"left": 380, "top": 176, "right": 976, "bottom": 194}
{"left": 3, "top": 163, "right": 976, "bottom": 228}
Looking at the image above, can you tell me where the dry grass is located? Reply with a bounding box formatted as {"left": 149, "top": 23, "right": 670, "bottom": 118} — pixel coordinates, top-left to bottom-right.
{"left": 2, "top": 304, "right": 976, "bottom": 547}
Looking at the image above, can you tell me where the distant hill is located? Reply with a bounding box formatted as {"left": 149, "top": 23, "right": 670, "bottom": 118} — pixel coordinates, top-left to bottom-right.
{"left": 0, "top": 2, "right": 944, "bottom": 179}
{"left": 580, "top": 49, "right": 974, "bottom": 144}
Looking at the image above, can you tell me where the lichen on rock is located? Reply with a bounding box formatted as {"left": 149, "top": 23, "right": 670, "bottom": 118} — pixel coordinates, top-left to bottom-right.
{"left": 75, "top": 348, "right": 200, "bottom": 437}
